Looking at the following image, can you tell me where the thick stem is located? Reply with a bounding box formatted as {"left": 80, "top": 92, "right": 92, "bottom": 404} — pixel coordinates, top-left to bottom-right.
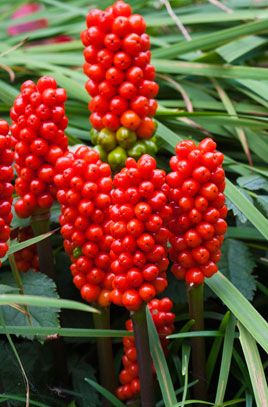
{"left": 187, "top": 283, "right": 207, "bottom": 404}
{"left": 132, "top": 304, "right": 154, "bottom": 407}
{"left": 31, "top": 209, "right": 55, "bottom": 280}
{"left": 93, "top": 306, "right": 116, "bottom": 405}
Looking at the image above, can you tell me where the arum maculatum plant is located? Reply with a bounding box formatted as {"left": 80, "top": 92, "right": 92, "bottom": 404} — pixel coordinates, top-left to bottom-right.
{"left": 3, "top": 0, "right": 268, "bottom": 406}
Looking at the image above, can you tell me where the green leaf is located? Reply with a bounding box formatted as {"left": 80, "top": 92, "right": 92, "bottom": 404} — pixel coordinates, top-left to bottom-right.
{"left": 206, "top": 272, "right": 268, "bottom": 354}
{"left": 146, "top": 307, "right": 177, "bottom": 407}
{"left": 0, "top": 394, "right": 50, "bottom": 407}
{"left": 152, "top": 19, "right": 268, "bottom": 58}
{"left": 237, "top": 175, "right": 268, "bottom": 192}
{"left": 153, "top": 59, "right": 268, "bottom": 80}
{"left": 8, "top": 228, "right": 58, "bottom": 254}
{"left": 70, "top": 359, "right": 99, "bottom": 407}
{"left": 225, "top": 179, "right": 268, "bottom": 240}
{"left": 0, "top": 271, "right": 59, "bottom": 338}
{"left": 206, "top": 312, "right": 230, "bottom": 385}
{"left": 181, "top": 344, "right": 191, "bottom": 407}
{"left": 168, "top": 330, "right": 225, "bottom": 339}
{"left": 0, "top": 326, "right": 131, "bottom": 338}
{"left": 256, "top": 195, "right": 268, "bottom": 216}
{"left": 215, "top": 314, "right": 236, "bottom": 405}
{"left": 218, "top": 239, "right": 256, "bottom": 300}
{"left": 85, "top": 378, "right": 124, "bottom": 407}
{"left": 238, "top": 323, "right": 268, "bottom": 407}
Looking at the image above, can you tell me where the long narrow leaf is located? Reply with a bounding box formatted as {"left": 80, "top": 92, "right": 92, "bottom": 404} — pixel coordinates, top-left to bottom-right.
{"left": 238, "top": 323, "right": 268, "bottom": 407}
{"left": 85, "top": 378, "right": 125, "bottom": 407}
{"left": 0, "top": 294, "right": 98, "bottom": 313}
{"left": 206, "top": 272, "right": 268, "bottom": 353}
{"left": 146, "top": 307, "right": 177, "bottom": 407}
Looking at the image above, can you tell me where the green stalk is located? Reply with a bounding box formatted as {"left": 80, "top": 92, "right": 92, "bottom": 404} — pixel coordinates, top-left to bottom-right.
{"left": 8, "top": 253, "right": 24, "bottom": 294}
{"left": 31, "top": 209, "right": 55, "bottom": 280}
{"left": 93, "top": 306, "right": 116, "bottom": 405}
{"left": 31, "top": 208, "right": 68, "bottom": 386}
{"left": 132, "top": 304, "right": 154, "bottom": 407}
{"left": 187, "top": 283, "right": 207, "bottom": 404}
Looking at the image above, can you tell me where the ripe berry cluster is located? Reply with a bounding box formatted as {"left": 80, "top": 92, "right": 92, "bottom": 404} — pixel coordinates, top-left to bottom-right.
{"left": 108, "top": 154, "right": 172, "bottom": 311}
{"left": 0, "top": 120, "right": 14, "bottom": 265}
{"left": 166, "top": 138, "right": 227, "bottom": 285}
{"left": 81, "top": 1, "right": 158, "bottom": 169}
{"left": 55, "top": 146, "right": 114, "bottom": 306}
{"left": 12, "top": 227, "right": 39, "bottom": 272}
{"left": 10, "top": 76, "right": 68, "bottom": 218}
{"left": 117, "top": 297, "right": 175, "bottom": 401}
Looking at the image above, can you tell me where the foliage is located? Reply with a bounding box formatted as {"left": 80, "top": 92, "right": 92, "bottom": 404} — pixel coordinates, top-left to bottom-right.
{"left": 0, "top": 0, "right": 268, "bottom": 406}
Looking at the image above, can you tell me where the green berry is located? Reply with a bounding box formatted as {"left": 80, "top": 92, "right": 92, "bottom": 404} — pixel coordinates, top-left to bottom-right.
{"left": 98, "top": 128, "right": 117, "bottom": 152}
{"left": 127, "top": 141, "right": 146, "bottom": 160}
{"left": 143, "top": 139, "right": 158, "bottom": 155}
{"left": 108, "top": 146, "right": 127, "bottom": 170}
{"left": 93, "top": 145, "right": 107, "bottom": 162}
{"left": 116, "top": 127, "right": 137, "bottom": 149}
{"left": 90, "top": 128, "right": 99, "bottom": 145}
{"left": 73, "top": 247, "right": 82, "bottom": 259}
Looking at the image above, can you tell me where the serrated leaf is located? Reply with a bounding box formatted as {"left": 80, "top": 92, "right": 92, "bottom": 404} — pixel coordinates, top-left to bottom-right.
{"left": 237, "top": 175, "right": 268, "bottom": 192}
{"left": 256, "top": 195, "right": 268, "bottom": 216}
{"left": 218, "top": 239, "right": 256, "bottom": 300}
{"left": 0, "top": 284, "right": 18, "bottom": 294}
{"left": 226, "top": 197, "right": 247, "bottom": 223}
{"left": 0, "top": 271, "right": 59, "bottom": 338}
{"left": 69, "top": 358, "right": 100, "bottom": 407}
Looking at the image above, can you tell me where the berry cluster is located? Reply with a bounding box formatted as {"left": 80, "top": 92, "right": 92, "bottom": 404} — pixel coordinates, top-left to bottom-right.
{"left": 0, "top": 120, "right": 14, "bottom": 266}
{"left": 10, "top": 76, "right": 68, "bottom": 218}
{"left": 166, "top": 138, "right": 227, "bottom": 285}
{"left": 117, "top": 297, "right": 175, "bottom": 401}
{"left": 108, "top": 154, "right": 172, "bottom": 311}
{"left": 55, "top": 146, "right": 114, "bottom": 306}
{"left": 12, "top": 227, "right": 39, "bottom": 272}
{"left": 81, "top": 1, "right": 158, "bottom": 169}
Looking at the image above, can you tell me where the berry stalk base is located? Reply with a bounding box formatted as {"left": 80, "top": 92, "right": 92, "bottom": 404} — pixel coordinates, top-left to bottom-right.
{"left": 93, "top": 306, "right": 116, "bottom": 405}
{"left": 31, "top": 209, "right": 55, "bottom": 280}
{"left": 187, "top": 283, "right": 207, "bottom": 404}
{"left": 131, "top": 304, "right": 154, "bottom": 407}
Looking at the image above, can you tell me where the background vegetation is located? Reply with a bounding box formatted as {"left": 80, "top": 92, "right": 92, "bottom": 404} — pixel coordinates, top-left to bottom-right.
{"left": 0, "top": 0, "right": 268, "bottom": 406}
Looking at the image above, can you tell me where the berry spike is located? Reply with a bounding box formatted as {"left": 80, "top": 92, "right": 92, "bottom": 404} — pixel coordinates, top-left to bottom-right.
{"left": 55, "top": 146, "right": 114, "bottom": 306}
{"left": 116, "top": 297, "right": 175, "bottom": 401}
{"left": 166, "top": 138, "right": 227, "bottom": 285}
{"left": 109, "top": 154, "right": 172, "bottom": 311}
{"left": 0, "top": 120, "right": 14, "bottom": 267}
{"left": 12, "top": 227, "right": 39, "bottom": 272}
{"left": 10, "top": 76, "right": 69, "bottom": 218}
{"left": 81, "top": 1, "right": 159, "bottom": 170}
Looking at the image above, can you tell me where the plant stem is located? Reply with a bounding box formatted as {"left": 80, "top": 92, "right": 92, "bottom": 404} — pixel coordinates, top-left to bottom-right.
{"left": 31, "top": 209, "right": 55, "bottom": 280}
{"left": 132, "top": 304, "right": 154, "bottom": 407}
{"left": 187, "top": 283, "right": 207, "bottom": 403}
{"left": 93, "top": 306, "right": 116, "bottom": 405}
{"left": 8, "top": 253, "right": 24, "bottom": 294}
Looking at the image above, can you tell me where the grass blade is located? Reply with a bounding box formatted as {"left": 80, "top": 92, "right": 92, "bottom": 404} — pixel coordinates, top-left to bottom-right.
{"left": 215, "top": 314, "right": 236, "bottom": 405}
{"left": 84, "top": 378, "right": 125, "bottom": 407}
{"left": 146, "top": 307, "right": 177, "bottom": 407}
{"left": 0, "top": 294, "right": 98, "bottom": 313}
{"left": 0, "top": 326, "right": 131, "bottom": 337}
{"left": 238, "top": 323, "right": 268, "bottom": 407}
{"left": 206, "top": 272, "right": 268, "bottom": 353}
